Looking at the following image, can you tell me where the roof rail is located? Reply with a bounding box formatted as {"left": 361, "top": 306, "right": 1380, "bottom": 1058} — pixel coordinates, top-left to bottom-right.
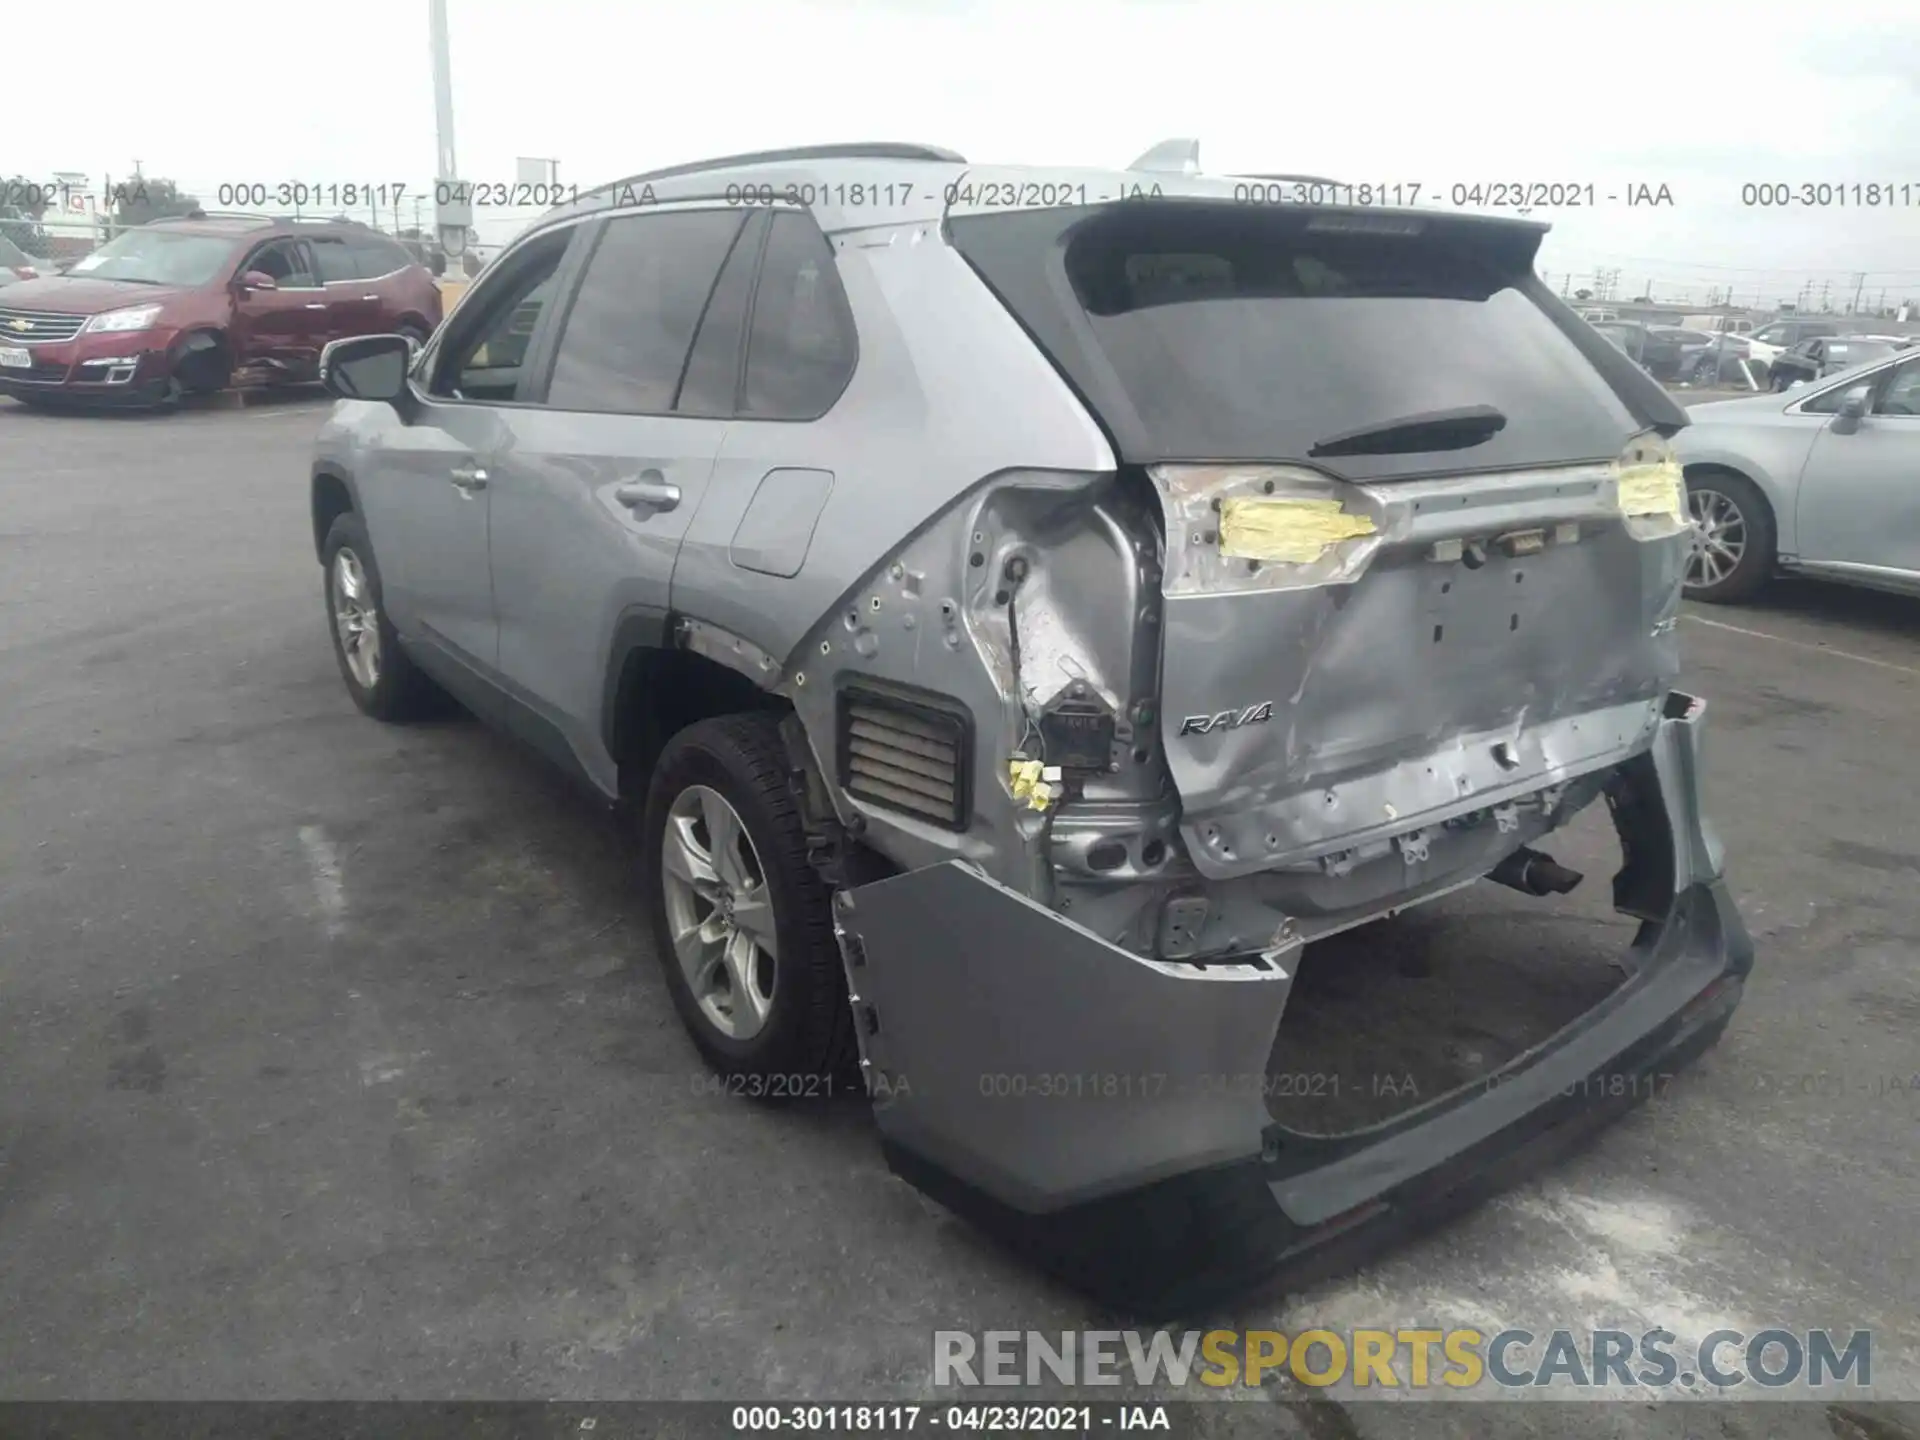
{"left": 155, "top": 210, "right": 366, "bottom": 226}
{"left": 575, "top": 142, "right": 966, "bottom": 200}
{"left": 1238, "top": 173, "right": 1344, "bottom": 187}
{"left": 157, "top": 210, "right": 277, "bottom": 223}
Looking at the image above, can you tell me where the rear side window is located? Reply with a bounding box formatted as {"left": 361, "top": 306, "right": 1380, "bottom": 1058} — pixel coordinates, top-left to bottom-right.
{"left": 675, "top": 212, "right": 765, "bottom": 417}
{"left": 311, "top": 236, "right": 358, "bottom": 283}
{"left": 740, "top": 211, "right": 857, "bottom": 420}
{"left": 546, "top": 210, "right": 745, "bottom": 415}
{"left": 951, "top": 203, "right": 1646, "bottom": 479}
{"left": 348, "top": 237, "right": 411, "bottom": 276}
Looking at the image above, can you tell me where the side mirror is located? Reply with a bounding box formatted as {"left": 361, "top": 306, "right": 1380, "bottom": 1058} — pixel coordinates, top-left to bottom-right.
{"left": 1829, "top": 384, "right": 1872, "bottom": 435}
{"left": 321, "top": 333, "right": 413, "bottom": 405}
{"left": 238, "top": 270, "right": 278, "bottom": 292}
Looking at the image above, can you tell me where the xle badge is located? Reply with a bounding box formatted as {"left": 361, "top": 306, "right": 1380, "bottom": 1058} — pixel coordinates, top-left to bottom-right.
{"left": 1178, "top": 702, "right": 1276, "bottom": 737}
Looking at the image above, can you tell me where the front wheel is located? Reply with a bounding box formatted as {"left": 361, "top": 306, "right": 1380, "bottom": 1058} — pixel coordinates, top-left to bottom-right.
{"left": 1684, "top": 471, "right": 1775, "bottom": 604}
{"left": 641, "top": 714, "right": 856, "bottom": 1094}
{"left": 321, "top": 512, "right": 443, "bottom": 720}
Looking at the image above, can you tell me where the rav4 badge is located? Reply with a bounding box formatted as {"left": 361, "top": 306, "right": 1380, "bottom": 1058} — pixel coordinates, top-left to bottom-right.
{"left": 1178, "top": 702, "right": 1276, "bottom": 737}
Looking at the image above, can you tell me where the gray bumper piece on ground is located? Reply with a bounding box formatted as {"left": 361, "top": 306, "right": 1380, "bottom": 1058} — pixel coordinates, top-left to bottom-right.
{"left": 833, "top": 690, "right": 1754, "bottom": 1317}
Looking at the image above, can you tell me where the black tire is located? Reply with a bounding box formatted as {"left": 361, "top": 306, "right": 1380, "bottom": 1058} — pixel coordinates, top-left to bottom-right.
{"left": 171, "top": 331, "right": 231, "bottom": 395}
{"left": 640, "top": 714, "right": 856, "bottom": 1094}
{"left": 320, "top": 511, "right": 442, "bottom": 720}
{"left": 1683, "top": 469, "right": 1775, "bottom": 605}
{"left": 397, "top": 322, "right": 430, "bottom": 349}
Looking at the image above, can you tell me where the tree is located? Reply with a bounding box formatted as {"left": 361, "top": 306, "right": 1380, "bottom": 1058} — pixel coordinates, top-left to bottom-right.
{"left": 112, "top": 177, "right": 202, "bottom": 228}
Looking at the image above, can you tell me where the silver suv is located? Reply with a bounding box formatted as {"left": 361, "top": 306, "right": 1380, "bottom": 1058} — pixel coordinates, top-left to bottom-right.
{"left": 310, "top": 141, "right": 1753, "bottom": 1314}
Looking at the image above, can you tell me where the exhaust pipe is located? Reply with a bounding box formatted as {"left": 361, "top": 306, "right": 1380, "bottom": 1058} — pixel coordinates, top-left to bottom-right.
{"left": 1489, "top": 847, "right": 1583, "bottom": 897}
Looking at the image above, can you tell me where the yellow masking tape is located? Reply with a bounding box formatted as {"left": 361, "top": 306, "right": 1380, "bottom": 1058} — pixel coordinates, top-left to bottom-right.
{"left": 1617, "top": 463, "right": 1685, "bottom": 522}
{"left": 1009, "top": 759, "right": 1042, "bottom": 801}
{"left": 1218, "top": 498, "right": 1376, "bottom": 563}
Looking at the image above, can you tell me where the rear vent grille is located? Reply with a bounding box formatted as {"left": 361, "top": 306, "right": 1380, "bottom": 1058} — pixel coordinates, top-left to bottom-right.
{"left": 836, "top": 683, "right": 971, "bottom": 831}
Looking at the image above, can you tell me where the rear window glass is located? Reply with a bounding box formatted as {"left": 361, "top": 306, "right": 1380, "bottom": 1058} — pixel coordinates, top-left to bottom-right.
{"left": 953, "top": 203, "right": 1646, "bottom": 479}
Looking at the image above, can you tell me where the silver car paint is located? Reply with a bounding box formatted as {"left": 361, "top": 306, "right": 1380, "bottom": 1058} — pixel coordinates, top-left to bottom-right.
{"left": 1676, "top": 349, "right": 1920, "bottom": 590}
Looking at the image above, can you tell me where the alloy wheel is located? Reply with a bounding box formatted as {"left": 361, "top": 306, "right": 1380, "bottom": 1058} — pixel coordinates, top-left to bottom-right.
{"left": 1686, "top": 487, "right": 1747, "bottom": 591}
{"left": 660, "top": 784, "right": 779, "bottom": 1041}
{"left": 331, "top": 547, "right": 383, "bottom": 689}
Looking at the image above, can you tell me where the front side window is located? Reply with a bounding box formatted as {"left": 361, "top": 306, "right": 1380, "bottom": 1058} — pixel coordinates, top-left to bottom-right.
{"left": 428, "top": 229, "right": 572, "bottom": 404}
{"left": 740, "top": 211, "right": 859, "bottom": 420}
{"left": 1875, "top": 357, "right": 1920, "bottom": 416}
{"left": 243, "top": 240, "right": 318, "bottom": 288}
{"left": 545, "top": 209, "right": 745, "bottom": 415}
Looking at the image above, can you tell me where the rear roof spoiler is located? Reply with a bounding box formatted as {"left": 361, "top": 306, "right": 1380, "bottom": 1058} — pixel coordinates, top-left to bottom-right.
{"left": 1126, "top": 139, "right": 1202, "bottom": 176}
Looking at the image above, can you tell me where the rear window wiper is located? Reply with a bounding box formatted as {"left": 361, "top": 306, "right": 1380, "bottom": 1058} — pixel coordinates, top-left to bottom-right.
{"left": 1308, "top": 404, "right": 1508, "bottom": 458}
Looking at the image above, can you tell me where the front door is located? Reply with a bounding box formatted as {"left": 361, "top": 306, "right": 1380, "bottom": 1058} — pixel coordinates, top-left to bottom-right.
{"left": 485, "top": 206, "right": 754, "bottom": 790}
{"left": 1794, "top": 355, "right": 1920, "bottom": 583}
{"left": 229, "top": 238, "right": 327, "bottom": 375}
{"left": 353, "top": 226, "right": 585, "bottom": 711}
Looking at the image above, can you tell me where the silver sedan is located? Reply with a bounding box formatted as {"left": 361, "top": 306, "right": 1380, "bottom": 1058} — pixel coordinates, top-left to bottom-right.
{"left": 1673, "top": 346, "right": 1920, "bottom": 602}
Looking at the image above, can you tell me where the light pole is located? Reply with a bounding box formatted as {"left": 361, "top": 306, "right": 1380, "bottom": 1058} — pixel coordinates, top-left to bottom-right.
{"left": 430, "top": 0, "right": 472, "bottom": 256}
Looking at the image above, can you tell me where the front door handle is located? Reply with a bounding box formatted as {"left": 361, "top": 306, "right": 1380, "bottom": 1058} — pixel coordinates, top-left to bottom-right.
{"left": 449, "top": 462, "right": 489, "bottom": 493}
{"left": 614, "top": 474, "right": 680, "bottom": 512}
{"left": 304, "top": 302, "right": 327, "bottom": 310}
{"left": 361, "top": 294, "right": 380, "bottom": 301}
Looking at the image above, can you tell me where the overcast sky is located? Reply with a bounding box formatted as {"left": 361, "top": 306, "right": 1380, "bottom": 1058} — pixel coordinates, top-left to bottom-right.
{"left": 10, "top": 0, "right": 1920, "bottom": 306}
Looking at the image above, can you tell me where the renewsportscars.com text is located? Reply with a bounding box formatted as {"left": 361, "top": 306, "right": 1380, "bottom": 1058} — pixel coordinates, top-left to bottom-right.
{"left": 934, "top": 1328, "right": 1872, "bottom": 1393}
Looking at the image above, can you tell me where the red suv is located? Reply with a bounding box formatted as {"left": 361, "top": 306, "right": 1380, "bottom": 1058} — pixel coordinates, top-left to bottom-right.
{"left": 0, "top": 213, "right": 443, "bottom": 410}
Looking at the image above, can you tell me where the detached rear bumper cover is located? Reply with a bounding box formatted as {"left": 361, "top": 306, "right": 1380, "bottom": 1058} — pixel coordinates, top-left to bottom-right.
{"left": 833, "top": 692, "right": 1752, "bottom": 1316}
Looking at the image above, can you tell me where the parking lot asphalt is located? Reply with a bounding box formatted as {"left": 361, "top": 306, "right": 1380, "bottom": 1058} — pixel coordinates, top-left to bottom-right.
{"left": 2, "top": 394, "right": 1917, "bottom": 1435}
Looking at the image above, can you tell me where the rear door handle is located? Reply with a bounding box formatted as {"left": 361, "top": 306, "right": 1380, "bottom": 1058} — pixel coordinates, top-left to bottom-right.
{"left": 449, "top": 461, "right": 489, "bottom": 493}
{"left": 615, "top": 473, "right": 680, "bottom": 512}
{"left": 361, "top": 294, "right": 379, "bottom": 301}
{"left": 304, "top": 302, "right": 327, "bottom": 310}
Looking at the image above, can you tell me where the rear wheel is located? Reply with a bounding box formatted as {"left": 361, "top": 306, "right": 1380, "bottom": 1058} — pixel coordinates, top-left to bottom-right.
{"left": 1684, "top": 471, "right": 1774, "bottom": 604}
{"left": 641, "top": 714, "right": 856, "bottom": 1094}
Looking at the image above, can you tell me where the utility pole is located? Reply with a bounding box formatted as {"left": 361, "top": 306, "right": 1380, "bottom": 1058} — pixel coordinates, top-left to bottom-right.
{"left": 1819, "top": 279, "right": 1831, "bottom": 312}
{"left": 1850, "top": 271, "right": 1866, "bottom": 315}
{"left": 430, "top": 0, "right": 472, "bottom": 257}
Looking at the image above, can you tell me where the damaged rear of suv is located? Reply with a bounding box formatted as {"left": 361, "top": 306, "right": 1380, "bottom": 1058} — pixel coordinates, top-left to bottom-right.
{"left": 311, "top": 141, "right": 1752, "bottom": 1316}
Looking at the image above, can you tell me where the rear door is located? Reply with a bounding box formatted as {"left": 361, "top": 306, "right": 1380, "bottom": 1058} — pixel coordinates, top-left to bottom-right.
{"left": 950, "top": 199, "right": 1690, "bottom": 878}
{"left": 668, "top": 208, "right": 860, "bottom": 659}
{"left": 485, "top": 204, "right": 752, "bottom": 790}
{"left": 311, "top": 233, "right": 379, "bottom": 341}
{"left": 1794, "top": 354, "right": 1920, "bottom": 583}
